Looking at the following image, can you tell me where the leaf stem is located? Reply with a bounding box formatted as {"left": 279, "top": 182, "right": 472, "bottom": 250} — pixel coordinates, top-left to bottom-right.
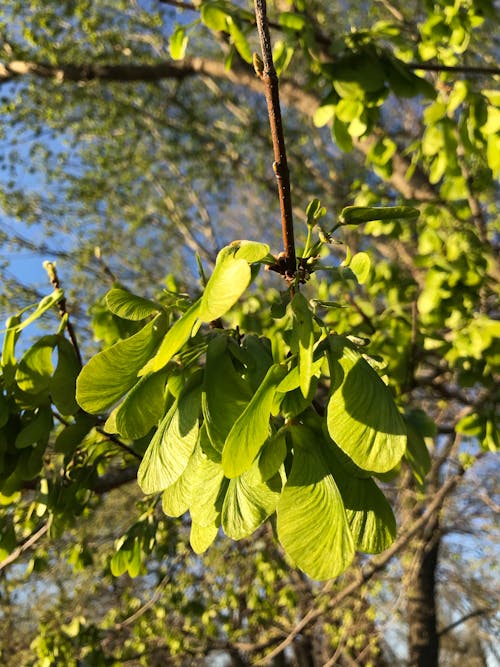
{"left": 253, "top": 0, "right": 296, "bottom": 280}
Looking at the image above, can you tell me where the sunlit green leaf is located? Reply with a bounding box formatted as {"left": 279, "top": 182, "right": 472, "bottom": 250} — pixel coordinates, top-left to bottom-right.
{"left": 222, "top": 469, "right": 282, "bottom": 540}
{"left": 276, "top": 425, "right": 355, "bottom": 580}
{"left": 114, "top": 370, "right": 168, "bottom": 439}
{"left": 137, "top": 377, "right": 201, "bottom": 494}
{"left": 333, "top": 473, "right": 396, "bottom": 553}
{"left": 76, "top": 315, "right": 168, "bottom": 413}
{"left": 139, "top": 300, "right": 201, "bottom": 375}
{"left": 105, "top": 288, "right": 160, "bottom": 321}
{"left": 199, "top": 250, "right": 251, "bottom": 322}
{"left": 340, "top": 205, "right": 419, "bottom": 224}
{"left": 51, "top": 336, "right": 80, "bottom": 415}
{"left": 222, "top": 363, "right": 287, "bottom": 478}
{"left": 16, "top": 335, "right": 57, "bottom": 396}
{"left": 326, "top": 337, "right": 406, "bottom": 473}
{"left": 202, "top": 336, "right": 252, "bottom": 452}
{"left": 290, "top": 292, "right": 315, "bottom": 398}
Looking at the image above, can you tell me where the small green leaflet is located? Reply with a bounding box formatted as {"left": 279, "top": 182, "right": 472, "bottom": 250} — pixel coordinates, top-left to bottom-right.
{"left": 1, "top": 289, "right": 63, "bottom": 335}
{"left": 339, "top": 205, "right": 420, "bottom": 225}
{"left": 202, "top": 336, "right": 252, "bottom": 451}
{"left": 168, "top": 26, "right": 188, "bottom": 61}
{"left": 16, "top": 335, "right": 57, "bottom": 397}
{"left": 15, "top": 407, "right": 53, "bottom": 449}
{"left": 114, "top": 370, "right": 168, "bottom": 439}
{"left": 348, "top": 252, "right": 371, "bottom": 284}
{"left": 137, "top": 379, "right": 201, "bottom": 494}
{"left": 199, "top": 250, "right": 251, "bottom": 322}
{"left": 276, "top": 425, "right": 355, "bottom": 581}
{"left": 221, "top": 469, "right": 282, "bottom": 540}
{"left": 76, "top": 315, "right": 168, "bottom": 413}
{"left": 105, "top": 288, "right": 160, "bottom": 321}
{"left": 290, "top": 292, "right": 315, "bottom": 397}
{"left": 139, "top": 300, "right": 201, "bottom": 375}
{"left": 333, "top": 472, "right": 396, "bottom": 553}
{"left": 1, "top": 314, "right": 20, "bottom": 388}
{"left": 232, "top": 240, "right": 271, "bottom": 263}
{"left": 222, "top": 363, "right": 287, "bottom": 478}
{"left": 326, "top": 337, "right": 407, "bottom": 473}
{"left": 227, "top": 17, "right": 252, "bottom": 64}
{"left": 51, "top": 336, "right": 80, "bottom": 415}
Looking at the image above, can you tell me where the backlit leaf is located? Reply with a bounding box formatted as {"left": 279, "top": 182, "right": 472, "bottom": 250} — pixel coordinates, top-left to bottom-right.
{"left": 139, "top": 300, "right": 201, "bottom": 375}
{"left": 276, "top": 425, "right": 355, "bottom": 580}
{"left": 222, "top": 363, "right": 287, "bottom": 478}
{"left": 222, "top": 469, "right": 282, "bottom": 539}
{"left": 77, "top": 315, "right": 168, "bottom": 413}
{"left": 114, "top": 370, "right": 168, "bottom": 439}
{"left": 326, "top": 337, "right": 406, "bottom": 473}
{"left": 202, "top": 336, "right": 252, "bottom": 451}
{"left": 137, "top": 377, "right": 201, "bottom": 494}
{"left": 106, "top": 288, "right": 160, "bottom": 321}
{"left": 199, "top": 251, "right": 251, "bottom": 322}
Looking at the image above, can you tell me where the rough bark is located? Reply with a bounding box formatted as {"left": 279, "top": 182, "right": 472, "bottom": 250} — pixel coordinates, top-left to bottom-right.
{"left": 402, "top": 475, "right": 441, "bottom": 667}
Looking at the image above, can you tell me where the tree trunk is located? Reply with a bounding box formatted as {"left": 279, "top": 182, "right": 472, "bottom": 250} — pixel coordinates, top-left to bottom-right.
{"left": 403, "top": 476, "right": 441, "bottom": 667}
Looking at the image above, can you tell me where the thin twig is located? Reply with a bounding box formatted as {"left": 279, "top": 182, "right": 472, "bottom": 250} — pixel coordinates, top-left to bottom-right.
{"left": 0, "top": 523, "right": 49, "bottom": 571}
{"left": 253, "top": 0, "right": 296, "bottom": 280}
{"left": 43, "top": 261, "right": 83, "bottom": 367}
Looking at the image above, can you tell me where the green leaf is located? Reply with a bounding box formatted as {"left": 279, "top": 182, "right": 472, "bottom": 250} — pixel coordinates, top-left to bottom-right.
{"left": 137, "top": 377, "right": 201, "bottom": 494}
{"left": 231, "top": 240, "right": 271, "bottom": 263}
{"left": 105, "top": 288, "right": 160, "bottom": 321}
{"left": 51, "top": 336, "right": 80, "bottom": 415}
{"left": 200, "top": 3, "right": 229, "bottom": 32}
{"left": 348, "top": 252, "right": 371, "bottom": 284}
{"left": 326, "top": 337, "right": 407, "bottom": 473}
{"left": 257, "top": 429, "right": 288, "bottom": 481}
{"left": 222, "top": 363, "right": 287, "bottom": 478}
{"left": 227, "top": 17, "right": 252, "bottom": 64}
{"left": 168, "top": 26, "right": 188, "bottom": 61}
{"left": 139, "top": 300, "right": 201, "bottom": 375}
{"left": 114, "top": 370, "right": 168, "bottom": 439}
{"left": 190, "top": 520, "right": 219, "bottom": 554}
{"left": 276, "top": 425, "right": 355, "bottom": 580}
{"left": 202, "top": 336, "right": 252, "bottom": 452}
{"left": 3, "top": 289, "right": 63, "bottom": 335}
{"left": 1, "top": 315, "right": 20, "bottom": 388}
{"left": 333, "top": 473, "right": 396, "bottom": 553}
{"left": 221, "top": 469, "right": 282, "bottom": 540}
{"left": 340, "top": 205, "right": 419, "bottom": 225}
{"left": 278, "top": 11, "right": 306, "bottom": 31}
{"left": 403, "top": 410, "right": 433, "bottom": 484}
{"left": 15, "top": 407, "right": 53, "bottom": 449}
{"left": 16, "top": 335, "right": 57, "bottom": 396}
{"left": 54, "top": 414, "right": 95, "bottom": 454}
{"left": 199, "top": 249, "right": 251, "bottom": 322}
{"left": 188, "top": 450, "right": 226, "bottom": 528}
{"left": 290, "top": 292, "right": 315, "bottom": 398}
{"left": 76, "top": 315, "right": 168, "bottom": 413}
{"left": 332, "top": 115, "right": 353, "bottom": 152}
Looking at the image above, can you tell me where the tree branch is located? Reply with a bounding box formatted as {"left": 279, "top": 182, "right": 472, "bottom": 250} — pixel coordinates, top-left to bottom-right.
{"left": 438, "top": 607, "right": 494, "bottom": 637}
{"left": 254, "top": 0, "right": 296, "bottom": 280}
{"left": 0, "top": 522, "right": 49, "bottom": 572}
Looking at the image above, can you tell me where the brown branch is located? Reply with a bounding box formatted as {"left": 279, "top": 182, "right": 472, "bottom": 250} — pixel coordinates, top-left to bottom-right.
{"left": 438, "top": 607, "right": 494, "bottom": 637}
{"left": 254, "top": 0, "right": 296, "bottom": 280}
{"left": 0, "top": 523, "right": 49, "bottom": 571}
{"left": 0, "top": 56, "right": 440, "bottom": 205}
{"left": 43, "top": 261, "right": 83, "bottom": 367}
{"left": 258, "top": 454, "right": 485, "bottom": 664}
{"left": 407, "top": 62, "right": 500, "bottom": 76}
